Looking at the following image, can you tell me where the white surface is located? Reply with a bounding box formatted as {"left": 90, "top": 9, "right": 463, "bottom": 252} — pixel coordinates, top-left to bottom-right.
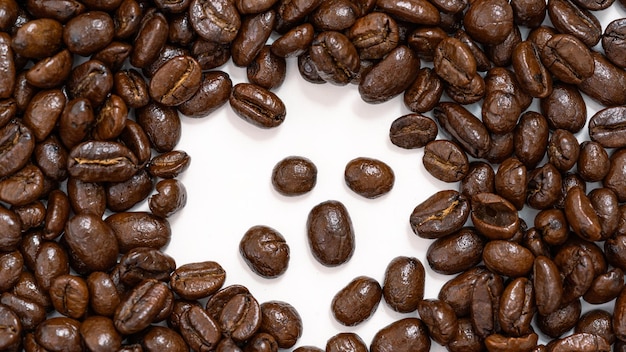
{"left": 155, "top": 5, "right": 626, "bottom": 350}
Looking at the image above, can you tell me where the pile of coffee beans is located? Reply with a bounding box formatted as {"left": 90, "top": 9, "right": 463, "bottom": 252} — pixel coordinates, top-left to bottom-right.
{"left": 2, "top": 0, "right": 626, "bottom": 350}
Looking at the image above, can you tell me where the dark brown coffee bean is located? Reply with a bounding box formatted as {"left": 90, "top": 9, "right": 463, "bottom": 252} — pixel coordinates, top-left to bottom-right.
{"left": 446, "top": 318, "right": 483, "bottom": 352}
{"left": 375, "top": 0, "right": 439, "bottom": 25}
{"left": 534, "top": 208, "right": 568, "bottom": 246}
{"left": 605, "top": 149, "right": 626, "bottom": 202}
{"left": 1, "top": 291, "right": 46, "bottom": 331}
{"left": 346, "top": 12, "right": 398, "bottom": 60}
{"left": 58, "top": 98, "right": 94, "bottom": 149}
{"left": 548, "top": 333, "right": 610, "bottom": 352}
{"left": 106, "top": 211, "right": 171, "bottom": 253}
{"left": 247, "top": 46, "right": 286, "bottom": 90}
{"left": 344, "top": 157, "right": 394, "bottom": 198}
{"left": 494, "top": 157, "right": 527, "bottom": 210}
{"left": 63, "top": 11, "right": 114, "bottom": 56}
{"left": 547, "top": 0, "right": 601, "bottom": 47}
{"left": 229, "top": 83, "right": 286, "bottom": 128}
{"left": 219, "top": 293, "right": 262, "bottom": 342}
{"left": 34, "top": 241, "right": 69, "bottom": 292}
{"left": 309, "top": 31, "right": 360, "bottom": 85}
{"left": 381, "top": 256, "right": 424, "bottom": 313}
{"left": 0, "top": 98, "right": 17, "bottom": 128}
{"left": 86, "top": 271, "right": 121, "bottom": 317}
{"left": 142, "top": 325, "right": 189, "bottom": 352}
{"left": 130, "top": 10, "right": 169, "bottom": 68}
{"left": 66, "top": 177, "right": 106, "bottom": 216}
{"left": 114, "top": 278, "right": 173, "bottom": 335}
{"left": 92, "top": 41, "right": 132, "bottom": 72}
{"left": 42, "top": 190, "right": 70, "bottom": 240}
{"left": 422, "top": 140, "right": 468, "bottom": 183}
{"left": 271, "top": 156, "right": 317, "bottom": 196}
{"left": 191, "top": 38, "right": 230, "bottom": 70}
{"left": 148, "top": 55, "right": 202, "bottom": 106}
{"left": 498, "top": 277, "right": 535, "bottom": 337}
{"left": 13, "top": 72, "right": 38, "bottom": 115}
{"left": 541, "top": 34, "right": 594, "bottom": 85}
{"left": 427, "top": 228, "right": 485, "bottom": 275}
{"left": 443, "top": 73, "right": 486, "bottom": 105}
{"left": 178, "top": 305, "right": 221, "bottom": 351}
{"left": 309, "top": 0, "right": 356, "bottom": 31}
{"left": 64, "top": 213, "right": 119, "bottom": 272}
{"left": 0, "top": 120, "right": 35, "bottom": 179}
{"left": 168, "top": 261, "right": 225, "bottom": 301}
{"left": 511, "top": 0, "right": 546, "bottom": 27}
{"left": 35, "top": 317, "right": 82, "bottom": 352}
{"left": 469, "top": 271, "right": 503, "bottom": 338}
{"left": 407, "top": 26, "right": 446, "bottom": 62}
{"left": 541, "top": 83, "right": 586, "bottom": 133}
{"left": 240, "top": 225, "right": 290, "bottom": 278}
{"left": 485, "top": 24, "right": 522, "bottom": 67}
{"left": 117, "top": 247, "right": 176, "bottom": 287}
{"left": 547, "top": 129, "right": 579, "bottom": 172}
{"left": 433, "top": 37, "right": 476, "bottom": 88}
{"left": 271, "top": 23, "right": 314, "bottom": 58}
{"left": 603, "top": 18, "right": 626, "bottom": 68}
{"left": 537, "top": 299, "right": 582, "bottom": 338}
{"left": 0, "top": 250, "right": 22, "bottom": 292}
{"left": 93, "top": 94, "right": 127, "bottom": 141}
{"left": 114, "top": 69, "right": 150, "bottom": 109}
{"left": 564, "top": 187, "right": 602, "bottom": 242}
{"left": 434, "top": 102, "right": 490, "bottom": 159}
{"left": 415, "top": 299, "right": 457, "bottom": 345}
{"left": 0, "top": 0, "right": 18, "bottom": 31}
{"left": 578, "top": 51, "right": 626, "bottom": 107}
{"left": 112, "top": 0, "right": 141, "bottom": 39}
{"left": 189, "top": 0, "right": 240, "bottom": 44}
{"left": 67, "top": 140, "right": 137, "bottom": 183}
{"left": 589, "top": 106, "right": 626, "bottom": 149}
{"left": 573, "top": 310, "right": 614, "bottom": 345}
{"left": 484, "top": 333, "right": 538, "bottom": 351}
{"left": 470, "top": 192, "right": 520, "bottom": 240}
{"left": 410, "top": 190, "right": 470, "bottom": 239}
{"left": 332, "top": 276, "right": 381, "bottom": 326}
{"left": 12, "top": 201, "right": 45, "bottom": 232}
{"left": 307, "top": 200, "right": 354, "bottom": 266}
{"left": 11, "top": 18, "right": 63, "bottom": 59}
{"left": 389, "top": 113, "right": 437, "bottom": 149}
{"left": 526, "top": 162, "right": 562, "bottom": 210}
{"left": 0, "top": 164, "right": 45, "bottom": 206}
{"left": 512, "top": 41, "right": 552, "bottom": 98}
{"left": 136, "top": 102, "right": 181, "bottom": 152}
{"left": 483, "top": 240, "right": 534, "bottom": 277}
{"left": 25, "top": 49, "right": 73, "bottom": 89}
{"left": 231, "top": 10, "right": 275, "bottom": 67}
{"left": 438, "top": 266, "right": 487, "bottom": 317}
{"left": 297, "top": 50, "right": 325, "bottom": 84}
{"left": 143, "top": 45, "right": 189, "bottom": 79}
{"left": 49, "top": 274, "right": 89, "bottom": 319}
{"left": 370, "top": 318, "right": 430, "bottom": 352}
{"left": 34, "top": 135, "right": 69, "bottom": 182}
{"left": 80, "top": 316, "right": 122, "bottom": 352}
{"left": 463, "top": 0, "right": 513, "bottom": 44}
{"left": 584, "top": 267, "right": 624, "bottom": 304}
{"left": 589, "top": 187, "right": 620, "bottom": 239}
{"left": 403, "top": 68, "right": 443, "bottom": 113}
{"left": 148, "top": 178, "right": 186, "bottom": 218}
{"left": 106, "top": 168, "right": 153, "bottom": 212}
{"left": 513, "top": 111, "right": 549, "bottom": 169}
{"left": 259, "top": 301, "right": 302, "bottom": 348}
{"left": 460, "top": 162, "right": 495, "bottom": 200}
{"left": 178, "top": 72, "right": 231, "bottom": 117}
{"left": 148, "top": 150, "right": 191, "bottom": 179}
{"left": 533, "top": 255, "right": 563, "bottom": 316}
{"left": 23, "top": 89, "right": 65, "bottom": 142}
{"left": 66, "top": 59, "right": 113, "bottom": 108}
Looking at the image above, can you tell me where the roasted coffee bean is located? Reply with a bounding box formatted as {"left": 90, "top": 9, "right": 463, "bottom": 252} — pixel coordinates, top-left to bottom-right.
{"left": 114, "top": 69, "right": 150, "bottom": 109}
{"left": 231, "top": 10, "right": 276, "bottom": 68}
{"left": 136, "top": 102, "right": 181, "bottom": 152}
{"left": 112, "top": 0, "right": 142, "bottom": 39}
{"left": 382, "top": 256, "right": 424, "bottom": 313}
{"left": 460, "top": 162, "right": 495, "bottom": 200}
{"left": 469, "top": 271, "right": 502, "bottom": 338}
{"left": 42, "top": 190, "right": 70, "bottom": 240}
{"left": 427, "top": 227, "right": 484, "bottom": 275}
{"left": 205, "top": 284, "right": 250, "bottom": 322}
{"left": 433, "top": 102, "right": 490, "bottom": 159}
{"left": 513, "top": 111, "right": 549, "bottom": 169}
{"left": 177, "top": 70, "right": 232, "bottom": 117}
{"left": 23, "top": 89, "right": 65, "bottom": 142}
{"left": 259, "top": 301, "right": 302, "bottom": 348}
{"left": 605, "top": 149, "right": 626, "bottom": 202}
{"left": 325, "top": 333, "right": 368, "bottom": 352}
{"left": 114, "top": 279, "right": 173, "bottom": 335}
{"left": 0, "top": 0, "right": 18, "bottom": 31}
{"left": 541, "top": 83, "right": 586, "bottom": 133}
{"left": 482, "top": 89, "right": 522, "bottom": 135}
{"left": 141, "top": 325, "right": 189, "bottom": 351}
{"left": 106, "top": 211, "right": 171, "bottom": 253}
{"left": 547, "top": 333, "right": 610, "bottom": 352}
{"left": 271, "top": 156, "right": 317, "bottom": 196}
{"left": 332, "top": 276, "right": 381, "bottom": 326}
{"left": 403, "top": 68, "right": 443, "bottom": 113}
{"left": 130, "top": 10, "right": 169, "bottom": 68}
{"left": 63, "top": 213, "right": 119, "bottom": 272}
{"left": 86, "top": 271, "right": 122, "bottom": 317}
{"left": 574, "top": 309, "right": 615, "bottom": 345}
{"left": 463, "top": 0, "right": 513, "bottom": 44}
{"left": 375, "top": 0, "right": 439, "bottom": 25}
{"left": 169, "top": 261, "right": 225, "bottom": 301}
{"left": 80, "top": 316, "right": 122, "bottom": 352}
{"left": 0, "top": 120, "right": 35, "bottom": 179}
{"left": 93, "top": 94, "right": 127, "bottom": 141}
{"left": 389, "top": 113, "right": 438, "bottom": 149}
{"left": 66, "top": 59, "right": 113, "bottom": 107}
{"left": 370, "top": 318, "right": 430, "bottom": 352}
{"left": 25, "top": 49, "right": 73, "bottom": 89}
{"left": 537, "top": 299, "right": 582, "bottom": 338}
{"left": 589, "top": 187, "right": 620, "bottom": 239}
{"left": 344, "top": 157, "right": 394, "bottom": 198}
{"left": 11, "top": 18, "right": 63, "bottom": 59}
{"left": 541, "top": 34, "right": 594, "bottom": 85}
{"left": 0, "top": 164, "right": 45, "bottom": 206}
{"left": 12, "top": 201, "right": 45, "bottom": 232}
{"left": 494, "top": 157, "right": 527, "bottom": 210}
{"left": 453, "top": 30, "right": 491, "bottom": 72}
{"left": 247, "top": 46, "right": 286, "bottom": 90}
{"left": 512, "top": 41, "right": 552, "bottom": 98}
{"left": 499, "top": 277, "right": 535, "bottom": 337}
{"left": 271, "top": 23, "right": 315, "bottom": 58}
{"left": 309, "top": 31, "right": 360, "bottom": 85}
{"left": 307, "top": 200, "right": 355, "bottom": 266}
{"left": 578, "top": 51, "right": 626, "bottom": 107}
{"left": 0, "top": 98, "right": 16, "bottom": 128}
{"left": 603, "top": 18, "right": 626, "bottom": 68}
{"left": 346, "top": 12, "right": 399, "bottom": 60}
{"left": 422, "top": 140, "right": 468, "bottom": 183}
{"left": 297, "top": 50, "right": 325, "bottom": 84}
{"left": 548, "top": 0, "right": 601, "bottom": 47}
{"left": 410, "top": 190, "right": 470, "bottom": 239}
{"left": 35, "top": 317, "right": 82, "bottom": 352}
{"left": 240, "top": 225, "right": 290, "bottom": 278}
{"left": 534, "top": 208, "right": 568, "bottom": 246}
{"left": 511, "top": 0, "right": 546, "bottom": 27}
{"left": 49, "top": 274, "right": 89, "bottom": 319}
{"left": 189, "top": 0, "right": 240, "bottom": 44}
{"left": 533, "top": 255, "right": 563, "bottom": 316}
{"left": 13, "top": 72, "right": 38, "bottom": 115}
{"left": 584, "top": 267, "right": 624, "bottom": 304}
{"left": 34, "top": 135, "right": 69, "bottom": 182}
{"left": 92, "top": 41, "right": 133, "bottom": 72}
{"left": 446, "top": 318, "right": 483, "bottom": 352}
{"left": 310, "top": 0, "right": 358, "bottom": 31}
{"left": 63, "top": 11, "right": 114, "bottom": 56}
{"left": 0, "top": 250, "right": 22, "bottom": 292}
{"left": 148, "top": 178, "right": 186, "bottom": 218}
{"left": 67, "top": 140, "right": 137, "bottom": 183}
{"left": 58, "top": 98, "right": 94, "bottom": 149}
{"left": 178, "top": 305, "right": 221, "bottom": 351}
{"left": 66, "top": 177, "right": 106, "bottom": 216}
{"left": 105, "top": 169, "right": 153, "bottom": 212}
{"left": 192, "top": 38, "right": 231, "bottom": 70}
{"left": 115, "top": 247, "right": 176, "bottom": 288}
{"left": 444, "top": 73, "right": 486, "bottom": 105}
{"left": 526, "top": 162, "right": 562, "bottom": 210}
{"left": 142, "top": 44, "right": 189, "bottom": 79}
{"left": 416, "top": 299, "right": 458, "bottom": 345}
{"left": 148, "top": 150, "right": 191, "bottom": 179}
{"left": 433, "top": 37, "right": 476, "bottom": 88}
{"left": 1, "top": 291, "right": 46, "bottom": 331}
{"left": 407, "top": 26, "right": 447, "bottom": 62}
{"left": 471, "top": 192, "right": 520, "bottom": 240}
{"left": 564, "top": 187, "right": 602, "bottom": 242}
{"left": 483, "top": 240, "right": 534, "bottom": 277}
{"left": 485, "top": 25, "right": 521, "bottom": 67}
{"left": 438, "top": 266, "right": 488, "bottom": 317}
{"left": 547, "top": 129, "right": 579, "bottom": 172}
{"left": 229, "top": 83, "right": 286, "bottom": 128}
{"left": 484, "top": 333, "right": 538, "bottom": 351}
{"left": 219, "top": 292, "right": 262, "bottom": 342}
{"left": 589, "top": 106, "right": 626, "bottom": 149}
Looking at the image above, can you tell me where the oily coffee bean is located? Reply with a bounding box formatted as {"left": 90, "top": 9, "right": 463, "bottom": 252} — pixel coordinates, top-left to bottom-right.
{"left": 460, "top": 161, "right": 495, "bottom": 200}
{"left": 310, "top": 0, "right": 358, "bottom": 31}
{"left": 526, "top": 162, "right": 563, "bottom": 210}
{"left": 403, "top": 68, "right": 443, "bottom": 113}
{"left": 513, "top": 111, "right": 549, "bottom": 169}
{"left": 114, "top": 69, "right": 150, "bottom": 109}
{"left": 66, "top": 177, "right": 106, "bottom": 216}
{"left": 0, "top": 164, "right": 45, "bottom": 206}
{"left": 114, "top": 278, "right": 174, "bottom": 335}
{"left": 499, "top": 277, "right": 535, "bottom": 336}
{"left": 344, "top": 157, "right": 394, "bottom": 198}
{"left": 229, "top": 83, "right": 286, "bottom": 128}
{"left": 463, "top": 0, "right": 514, "bottom": 44}
{"left": 511, "top": 0, "right": 546, "bottom": 27}
{"left": 306, "top": 200, "right": 355, "bottom": 266}
{"left": 408, "top": 26, "right": 447, "bottom": 62}
{"left": 483, "top": 240, "right": 534, "bottom": 277}
{"left": 149, "top": 55, "right": 202, "bottom": 106}
{"left": 540, "top": 83, "right": 586, "bottom": 133}
{"left": 93, "top": 94, "right": 127, "bottom": 141}
{"left": 471, "top": 192, "right": 520, "bottom": 240}
{"left": 548, "top": 333, "right": 610, "bottom": 352}
{"left": 495, "top": 157, "right": 527, "bottom": 210}
{"left": 438, "top": 266, "right": 489, "bottom": 317}
{"left": 443, "top": 73, "right": 486, "bottom": 105}
{"left": 309, "top": 31, "right": 360, "bottom": 85}
{"left": 605, "top": 149, "right": 626, "bottom": 202}
{"left": 106, "top": 168, "right": 154, "bottom": 212}
{"left": 130, "top": 10, "right": 169, "bottom": 69}
{"left": 67, "top": 140, "right": 138, "bottom": 183}
{"left": 370, "top": 318, "right": 430, "bottom": 352}
{"left": 584, "top": 267, "right": 624, "bottom": 304}
{"left": 106, "top": 211, "right": 171, "bottom": 253}
{"left": 58, "top": 98, "right": 95, "bottom": 149}
{"left": 49, "top": 274, "right": 89, "bottom": 319}
{"left": 259, "top": 301, "right": 302, "bottom": 348}
{"left": 533, "top": 255, "right": 563, "bottom": 316}
{"left": 23, "top": 89, "right": 66, "bottom": 142}
{"left": 231, "top": 10, "right": 276, "bottom": 67}
{"left": 141, "top": 325, "right": 189, "bottom": 351}
{"left": 389, "top": 113, "right": 438, "bottom": 149}
{"left": 548, "top": 0, "right": 601, "bottom": 47}
{"left": 548, "top": 129, "right": 579, "bottom": 172}
{"left": 484, "top": 333, "right": 539, "bottom": 351}
{"left": 43, "top": 190, "right": 71, "bottom": 240}
{"left": 247, "top": 46, "right": 286, "bottom": 90}
{"left": 142, "top": 44, "right": 189, "bottom": 79}
{"left": 417, "top": 299, "right": 458, "bottom": 345}
{"left": 469, "top": 271, "right": 503, "bottom": 338}
{"left": 136, "top": 102, "right": 182, "bottom": 152}
{"left": 63, "top": 213, "right": 119, "bottom": 272}
{"left": 589, "top": 187, "right": 620, "bottom": 239}
{"left": 332, "top": 276, "right": 382, "bottom": 326}
{"left": 271, "top": 23, "right": 315, "bottom": 58}
{"left": 239, "top": 225, "right": 290, "bottom": 278}
{"left": 189, "top": 0, "right": 240, "bottom": 44}
{"left": 116, "top": 247, "right": 176, "bottom": 286}
{"left": 446, "top": 318, "right": 483, "bottom": 352}
{"left": 34, "top": 135, "right": 69, "bottom": 182}
{"left": 0, "top": 292, "right": 46, "bottom": 331}
{"left": 564, "top": 187, "right": 602, "bottom": 242}
{"left": 92, "top": 41, "right": 133, "bottom": 73}
{"left": 326, "top": 332, "right": 368, "bottom": 352}
{"left": 170, "top": 261, "right": 225, "bottom": 300}
{"left": 575, "top": 309, "right": 615, "bottom": 345}
{"left": 537, "top": 299, "right": 582, "bottom": 338}
{"left": 512, "top": 41, "right": 552, "bottom": 98}
{"left": 178, "top": 305, "right": 221, "bottom": 351}
{"left": 25, "top": 49, "right": 73, "bottom": 89}
{"left": 358, "top": 45, "right": 420, "bottom": 103}
{"left": 603, "top": 18, "right": 626, "bottom": 68}
{"left": 375, "top": 0, "right": 439, "bottom": 25}
{"left": 0, "top": 120, "right": 35, "bottom": 179}
{"left": 423, "top": 140, "right": 468, "bottom": 183}
{"left": 86, "top": 271, "right": 122, "bottom": 317}
{"left": 35, "top": 317, "right": 82, "bottom": 352}
{"left": 578, "top": 51, "right": 626, "bottom": 107}
{"left": 271, "top": 156, "right": 317, "bottom": 196}
{"left": 427, "top": 227, "right": 484, "bottom": 276}
{"left": 346, "top": 12, "right": 399, "bottom": 60}
{"left": 433, "top": 102, "right": 491, "bottom": 159}
{"left": 149, "top": 178, "right": 187, "bottom": 218}
{"left": 589, "top": 106, "right": 626, "bottom": 148}
{"left": 11, "top": 18, "right": 63, "bottom": 59}
{"left": 410, "top": 190, "right": 470, "bottom": 239}
{"left": 66, "top": 59, "right": 113, "bottom": 107}
{"left": 433, "top": 37, "right": 476, "bottom": 88}
{"left": 297, "top": 50, "right": 325, "bottom": 84}
{"left": 80, "top": 316, "right": 122, "bottom": 352}
{"left": 382, "top": 256, "right": 425, "bottom": 313}
{"left": 205, "top": 284, "right": 250, "bottom": 321}
{"left": 219, "top": 292, "right": 262, "bottom": 342}
{"left": 0, "top": 250, "right": 22, "bottom": 292}
{"left": 12, "top": 201, "right": 46, "bottom": 232}
{"left": 541, "top": 34, "right": 594, "bottom": 85}
{"left": 534, "top": 208, "right": 568, "bottom": 245}
{"left": 178, "top": 70, "right": 232, "bottom": 118}
{"left": 63, "top": 11, "right": 114, "bottom": 56}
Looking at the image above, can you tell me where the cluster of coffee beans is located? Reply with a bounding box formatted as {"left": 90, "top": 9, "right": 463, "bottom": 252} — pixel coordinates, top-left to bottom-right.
{"left": 1, "top": 0, "right": 626, "bottom": 351}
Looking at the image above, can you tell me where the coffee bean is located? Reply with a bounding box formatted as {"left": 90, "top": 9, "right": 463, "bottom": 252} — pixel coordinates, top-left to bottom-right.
{"left": 499, "top": 277, "right": 535, "bottom": 336}
{"left": 603, "top": 18, "right": 626, "bottom": 68}
{"left": 417, "top": 299, "right": 458, "bottom": 345}
{"left": 114, "top": 278, "right": 174, "bottom": 335}
{"left": 35, "top": 317, "right": 82, "bottom": 352}
{"left": 541, "top": 34, "right": 594, "bottom": 85}
{"left": 547, "top": 0, "right": 601, "bottom": 47}
{"left": 423, "top": 140, "right": 469, "bottom": 183}
{"left": 179, "top": 305, "right": 222, "bottom": 351}
{"left": 540, "top": 83, "right": 586, "bottom": 133}
{"left": 471, "top": 192, "right": 520, "bottom": 240}
{"left": 271, "top": 156, "right": 317, "bottom": 196}
{"left": 259, "top": 301, "right": 303, "bottom": 348}
{"left": 463, "top": 0, "right": 513, "bottom": 44}
{"left": 427, "top": 227, "right": 485, "bottom": 275}
{"left": 306, "top": 200, "right": 355, "bottom": 266}
{"left": 25, "top": 49, "right": 73, "bottom": 89}
{"left": 332, "top": 276, "right": 382, "bottom": 326}
{"left": 403, "top": 68, "right": 443, "bottom": 113}
{"left": 410, "top": 190, "right": 470, "bottom": 239}
{"left": 326, "top": 332, "right": 368, "bottom": 352}
{"left": 346, "top": 12, "right": 399, "bottom": 60}
{"left": 375, "top": 0, "right": 440, "bottom": 25}
{"left": 219, "top": 293, "right": 262, "bottom": 342}
{"left": 229, "top": 83, "right": 286, "bottom": 128}
{"left": 433, "top": 102, "right": 491, "bottom": 159}
{"left": 370, "top": 318, "right": 430, "bottom": 352}
{"left": 239, "top": 225, "right": 290, "bottom": 278}
{"left": 344, "top": 157, "right": 394, "bottom": 198}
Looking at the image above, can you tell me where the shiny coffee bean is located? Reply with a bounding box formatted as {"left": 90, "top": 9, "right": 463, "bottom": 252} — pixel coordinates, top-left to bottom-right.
{"left": 375, "top": 0, "right": 439, "bottom": 25}
{"left": 229, "top": 83, "right": 286, "bottom": 128}
{"left": 326, "top": 332, "right": 368, "bottom": 352}
{"left": 35, "top": 317, "right": 82, "bottom": 352}
{"left": 259, "top": 301, "right": 302, "bottom": 348}
{"left": 434, "top": 102, "right": 490, "bottom": 159}
{"left": 344, "top": 157, "right": 394, "bottom": 198}
{"left": 346, "top": 12, "right": 399, "bottom": 60}
{"left": 114, "top": 279, "right": 174, "bottom": 335}
{"left": 389, "top": 113, "right": 438, "bottom": 149}
{"left": 495, "top": 157, "right": 527, "bottom": 210}
{"left": 148, "top": 150, "right": 191, "bottom": 179}
{"left": 306, "top": 200, "right": 355, "bottom": 266}
{"left": 219, "top": 292, "right": 262, "bottom": 343}
{"left": 578, "top": 51, "right": 626, "bottom": 107}
{"left": 332, "top": 276, "right": 382, "bottom": 326}
{"left": 240, "top": 225, "right": 290, "bottom": 278}
{"left": 370, "top": 318, "right": 430, "bottom": 352}
{"left": 271, "top": 156, "right": 317, "bottom": 196}
{"left": 603, "top": 18, "right": 626, "bottom": 68}
{"left": 410, "top": 190, "right": 470, "bottom": 239}
{"left": 471, "top": 192, "right": 520, "bottom": 240}
{"left": 49, "top": 274, "right": 89, "bottom": 319}
{"left": 137, "top": 102, "right": 181, "bottom": 152}
{"left": 512, "top": 41, "right": 552, "bottom": 98}
{"left": 247, "top": 46, "right": 286, "bottom": 90}
{"left": 63, "top": 11, "right": 114, "bottom": 56}
{"left": 66, "top": 59, "right": 113, "bottom": 107}
{"left": 130, "top": 10, "right": 169, "bottom": 68}
{"left": 541, "top": 34, "right": 594, "bottom": 85}
{"left": 463, "top": 0, "right": 513, "bottom": 44}
{"left": 309, "top": 31, "right": 360, "bottom": 85}
{"left": 105, "top": 211, "right": 171, "bottom": 253}
{"left": 67, "top": 140, "right": 138, "bottom": 183}
{"left": 382, "top": 256, "right": 425, "bottom": 313}
{"left": 25, "top": 49, "right": 73, "bottom": 89}
{"left": 358, "top": 45, "right": 420, "bottom": 103}
{"left": 589, "top": 106, "right": 626, "bottom": 148}
{"left": 403, "top": 68, "right": 443, "bottom": 113}
{"left": 64, "top": 213, "right": 119, "bottom": 272}
{"left": 423, "top": 140, "right": 469, "bottom": 183}
{"left": 540, "top": 83, "right": 586, "bottom": 133}
{"left": 547, "top": 0, "right": 601, "bottom": 47}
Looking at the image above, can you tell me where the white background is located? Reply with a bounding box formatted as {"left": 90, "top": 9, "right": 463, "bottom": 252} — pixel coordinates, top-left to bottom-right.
{"left": 151, "top": 4, "right": 626, "bottom": 350}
